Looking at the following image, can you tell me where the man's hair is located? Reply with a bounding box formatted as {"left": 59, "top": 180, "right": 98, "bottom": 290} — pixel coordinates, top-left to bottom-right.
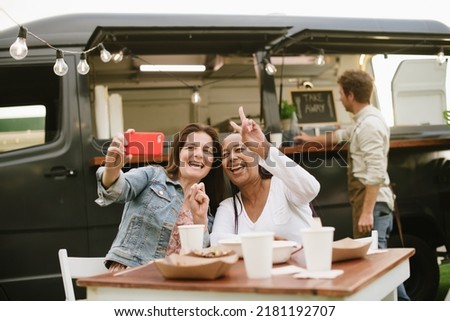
{"left": 337, "top": 70, "right": 374, "bottom": 104}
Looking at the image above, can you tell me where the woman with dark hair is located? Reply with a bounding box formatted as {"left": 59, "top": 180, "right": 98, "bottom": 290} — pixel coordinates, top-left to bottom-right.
{"left": 210, "top": 107, "right": 320, "bottom": 245}
{"left": 95, "top": 124, "right": 224, "bottom": 272}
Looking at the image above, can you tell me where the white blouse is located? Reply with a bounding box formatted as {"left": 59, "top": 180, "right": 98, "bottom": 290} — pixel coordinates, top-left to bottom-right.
{"left": 211, "top": 146, "right": 320, "bottom": 245}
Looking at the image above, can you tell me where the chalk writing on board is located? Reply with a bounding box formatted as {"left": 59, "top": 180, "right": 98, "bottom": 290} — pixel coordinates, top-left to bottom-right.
{"left": 291, "top": 90, "right": 337, "bottom": 124}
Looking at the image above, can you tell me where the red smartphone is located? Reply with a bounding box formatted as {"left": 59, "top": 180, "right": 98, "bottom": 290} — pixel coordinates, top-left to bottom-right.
{"left": 124, "top": 132, "right": 164, "bottom": 156}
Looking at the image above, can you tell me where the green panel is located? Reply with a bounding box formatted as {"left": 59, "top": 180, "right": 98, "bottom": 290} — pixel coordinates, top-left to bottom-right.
{"left": 0, "top": 117, "right": 45, "bottom": 132}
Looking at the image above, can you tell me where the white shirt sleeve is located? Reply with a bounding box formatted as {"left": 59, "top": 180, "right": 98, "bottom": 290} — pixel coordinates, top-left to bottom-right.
{"left": 259, "top": 146, "right": 320, "bottom": 204}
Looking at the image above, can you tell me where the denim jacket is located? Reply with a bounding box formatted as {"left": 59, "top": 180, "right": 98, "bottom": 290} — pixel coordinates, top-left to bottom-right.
{"left": 95, "top": 165, "right": 211, "bottom": 267}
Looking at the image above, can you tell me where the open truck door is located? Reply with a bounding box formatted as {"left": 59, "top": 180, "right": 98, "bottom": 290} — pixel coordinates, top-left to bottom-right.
{"left": 387, "top": 58, "right": 449, "bottom": 300}
{"left": 393, "top": 59, "right": 447, "bottom": 126}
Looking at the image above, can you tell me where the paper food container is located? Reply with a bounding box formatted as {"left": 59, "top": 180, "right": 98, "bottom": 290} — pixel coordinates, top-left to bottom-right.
{"left": 272, "top": 240, "right": 298, "bottom": 264}
{"left": 217, "top": 238, "right": 243, "bottom": 258}
{"left": 332, "top": 237, "right": 372, "bottom": 262}
{"left": 154, "top": 252, "right": 238, "bottom": 280}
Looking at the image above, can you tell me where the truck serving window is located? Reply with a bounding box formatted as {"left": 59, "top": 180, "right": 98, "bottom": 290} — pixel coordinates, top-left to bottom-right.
{"left": 0, "top": 64, "right": 60, "bottom": 153}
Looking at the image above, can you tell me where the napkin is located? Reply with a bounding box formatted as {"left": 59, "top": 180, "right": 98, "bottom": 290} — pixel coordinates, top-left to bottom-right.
{"left": 293, "top": 269, "right": 343, "bottom": 279}
{"left": 271, "top": 265, "right": 305, "bottom": 276}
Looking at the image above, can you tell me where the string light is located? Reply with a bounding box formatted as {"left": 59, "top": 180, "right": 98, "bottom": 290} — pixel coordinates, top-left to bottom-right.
{"left": 77, "top": 52, "right": 90, "bottom": 75}
{"left": 316, "top": 49, "right": 325, "bottom": 65}
{"left": 99, "top": 43, "right": 112, "bottom": 63}
{"left": 9, "top": 26, "right": 28, "bottom": 60}
{"left": 359, "top": 54, "right": 366, "bottom": 66}
{"left": 8, "top": 25, "right": 111, "bottom": 76}
{"left": 437, "top": 47, "right": 446, "bottom": 65}
{"left": 53, "top": 50, "right": 69, "bottom": 77}
{"left": 112, "top": 50, "right": 124, "bottom": 63}
{"left": 264, "top": 59, "right": 277, "bottom": 75}
{"left": 8, "top": 22, "right": 449, "bottom": 104}
{"left": 7, "top": 24, "right": 209, "bottom": 103}
{"left": 191, "top": 86, "right": 202, "bottom": 104}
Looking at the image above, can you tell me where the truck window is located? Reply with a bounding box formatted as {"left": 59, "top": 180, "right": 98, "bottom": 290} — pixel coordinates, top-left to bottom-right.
{"left": 0, "top": 105, "right": 46, "bottom": 152}
{"left": 0, "top": 64, "right": 60, "bottom": 153}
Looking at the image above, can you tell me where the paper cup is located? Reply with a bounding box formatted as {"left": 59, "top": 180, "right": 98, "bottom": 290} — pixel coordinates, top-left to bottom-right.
{"left": 240, "top": 231, "right": 274, "bottom": 279}
{"left": 301, "top": 226, "right": 335, "bottom": 272}
{"left": 178, "top": 224, "right": 204, "bottom": 252}
{"left": 269, "top": 133, "right": 283, "bottom": 148}
{"left": 371, "top": 230, "right": 378, "bottom": 250}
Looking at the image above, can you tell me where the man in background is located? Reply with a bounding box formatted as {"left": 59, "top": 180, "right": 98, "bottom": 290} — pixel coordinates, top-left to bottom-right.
{"left": 294, "top": 69, "right": 410, "bottom": 300}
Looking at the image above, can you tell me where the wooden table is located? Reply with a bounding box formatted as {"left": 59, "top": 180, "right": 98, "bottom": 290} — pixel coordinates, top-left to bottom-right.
{"left": 77, "top": 248, "right": 414, "bottom": 301}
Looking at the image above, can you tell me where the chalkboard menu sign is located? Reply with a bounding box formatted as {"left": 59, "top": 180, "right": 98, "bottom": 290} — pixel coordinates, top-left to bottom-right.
{"left": 291, "top": 90, "right": 337, "bottom": 125}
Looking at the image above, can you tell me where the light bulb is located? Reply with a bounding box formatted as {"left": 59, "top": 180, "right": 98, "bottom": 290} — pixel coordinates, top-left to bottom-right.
{"left": 9, "top": 26, "right": 28, "bottom": 60}
{"left": 53, "top": 50, "right": 69, "bottom": 76}
{"left": 99, "top": 43, "right": 111, "bottom": 63}
{"left": 264, "top": 59, "right": 277, "bottom": 75}
{"left": 437, "top": 48, "right": 446, "bottom": 65}
{"left": 77, "top": 52, "right": 90, "bottom": 75}
{"left": 191, "top": 87, "right": 202, "bottom": 104}
{"left": 316, "top": 50, "right": 325, "bottom": 65}
{"left": 112, "top": 50, "right": 123, "bottom": 63}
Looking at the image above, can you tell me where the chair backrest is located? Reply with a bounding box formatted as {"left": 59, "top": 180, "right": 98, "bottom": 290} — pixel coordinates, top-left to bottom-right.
{"left": 58, "top": 248, "right": 108, "bottom": 300}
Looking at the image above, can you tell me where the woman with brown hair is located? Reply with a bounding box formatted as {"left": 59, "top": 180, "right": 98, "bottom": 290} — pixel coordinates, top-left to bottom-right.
{"left": 95, "top": 124, "right": 224, "bottom": 272}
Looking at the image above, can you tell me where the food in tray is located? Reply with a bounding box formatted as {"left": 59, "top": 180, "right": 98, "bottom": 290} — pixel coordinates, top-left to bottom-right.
{"left": 190, "top": 246, "right": 234, "bottom": 258}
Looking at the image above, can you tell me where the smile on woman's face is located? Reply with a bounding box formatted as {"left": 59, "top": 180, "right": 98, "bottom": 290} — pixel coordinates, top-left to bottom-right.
{"left": 179, "top": 131, "right": 214, "bottom": 180}
{"left": 221, "top": 133, "right": 259, "bottom": 185}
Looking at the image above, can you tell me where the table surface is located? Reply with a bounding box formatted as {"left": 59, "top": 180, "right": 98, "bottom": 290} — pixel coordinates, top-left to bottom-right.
{"left": 77, "top": 248, "right": 414, "bottom": 300}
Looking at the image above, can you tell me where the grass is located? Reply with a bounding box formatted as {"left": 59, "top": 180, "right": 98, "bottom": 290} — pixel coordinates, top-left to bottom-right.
{"left": 436, "top": 261, "right": 450, "bottom": 300}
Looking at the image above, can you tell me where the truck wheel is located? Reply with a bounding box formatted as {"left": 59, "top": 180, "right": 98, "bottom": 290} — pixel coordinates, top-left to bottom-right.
{"left": 388, "top": 234, "right": 440, "bottom": 300}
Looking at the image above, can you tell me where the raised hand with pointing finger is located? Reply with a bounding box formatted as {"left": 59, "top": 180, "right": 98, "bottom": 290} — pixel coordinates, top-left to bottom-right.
{"left": 229, "top": 106, "right": 271, "bottom": 159}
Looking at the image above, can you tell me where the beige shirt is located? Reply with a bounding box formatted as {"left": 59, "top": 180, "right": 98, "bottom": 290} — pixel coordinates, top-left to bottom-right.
{"left": 335, "top": 105, "right": 395, "bottom": 210}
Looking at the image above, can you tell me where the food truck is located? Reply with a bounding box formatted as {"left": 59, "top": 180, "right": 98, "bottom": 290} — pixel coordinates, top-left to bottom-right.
{"left": 0, "top": 13, "right": 449, "bottom": 300}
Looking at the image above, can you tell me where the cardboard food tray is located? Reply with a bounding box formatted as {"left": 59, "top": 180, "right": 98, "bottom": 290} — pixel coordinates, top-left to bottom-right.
{"left": 332, "top": 237, "right": 372, "bottom": 262}
{"left": 154, "top": 253, "right": 239, "bottom": 280}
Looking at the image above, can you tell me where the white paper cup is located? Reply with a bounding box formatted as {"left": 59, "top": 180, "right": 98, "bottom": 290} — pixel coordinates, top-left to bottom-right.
{"left": 240, "top": 231, "right": 274, "bottom": 279}
{"left": 371, "top": 230, "right": 378, "bottom": 250}
{"left": 269, "top": 133, "right": 283, "bottom": 148}
{"left": 178, "top": 224, "right": 204, "bottom": 252}
{"left": 301, "top": 226, "right": 335, "bottom": 272}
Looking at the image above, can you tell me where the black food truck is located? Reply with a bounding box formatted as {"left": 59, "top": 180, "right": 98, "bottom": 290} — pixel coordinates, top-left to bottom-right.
{"left": 0, "top": 13, "right": 449, "bottom": 300}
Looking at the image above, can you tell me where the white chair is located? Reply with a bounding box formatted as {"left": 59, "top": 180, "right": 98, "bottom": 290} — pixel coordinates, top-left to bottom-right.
{"left": 58, "top": 248, "right": 108, "bottom": 300}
